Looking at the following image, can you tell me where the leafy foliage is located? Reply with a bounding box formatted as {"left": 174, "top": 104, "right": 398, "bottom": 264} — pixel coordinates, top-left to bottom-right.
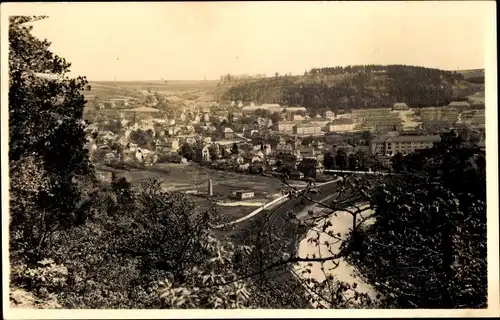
{"left": 9, "top": 16, "right": 94, "bottom": 263}
{"left": 11, "top": 258, "right": 69, "bottom": 298}
{"left": 28, "top": 178, "right": 251, "bottom": 309}
{"left": 334, "top": 150, "right": 348, "bottom": 170}
{"left": 101, "top": 119, "right": 122, "bottom": 134}
{"left": 129, "top": 129, "right": 155, "bottom": 149}
{"left": 158, "top": 235, "right": 255, "bottom": 308}
{"left": 343, "top": 133, "right": 487, "bottom": 308}
{"left": 179, "top": 142, "right": 196, "bottom": 160}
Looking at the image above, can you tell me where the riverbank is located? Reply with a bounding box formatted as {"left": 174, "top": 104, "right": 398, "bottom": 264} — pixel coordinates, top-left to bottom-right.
{"left": 293, "top": 202, "right": 379, "bottom": 308}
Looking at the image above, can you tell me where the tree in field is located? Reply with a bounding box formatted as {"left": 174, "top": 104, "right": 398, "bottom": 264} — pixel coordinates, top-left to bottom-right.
{"left": 353, "top": 150, "right": 369, "bottom": 171}
{"left": 335, "top": 149, "right": 348, "bottom": 170}
{"left": 228, "top": 112, "right": 234, "bottom": 124}
{"left": 270, "top": 112, "right": 281, "bottom": 124}
{"left": 208, "top": 143, "right": 220, "bottom": 160}
{"left": 9, "top": 16, "right": 94, "bottom": 263}
{"left": 253, "top": 108, "right": 270, "bottom": 118}
{"left": 129, "top": 129, "right": 155, "bottom": 150}
{"left": 323, "top": 151, "right": 336, "bottom": 170}
{"left": 347, "top": 153, "right": 359, "bottom": 171}
{"left": 102, "top": 119, "right": 122, "bottom": 134}
{"left": 390, "top": 152, "right": 404, "bottom": 172}
{"left": 231, "top": 142, "right": 239, "bottom": 155}
{"left": 178, "top": 142, "right": 195, "bottom": 160}
{"left": 301, "top": 135, "right": 314, "bottom": 146}
{"left": 361, "top": 131, "right": 372, "bottom": 144}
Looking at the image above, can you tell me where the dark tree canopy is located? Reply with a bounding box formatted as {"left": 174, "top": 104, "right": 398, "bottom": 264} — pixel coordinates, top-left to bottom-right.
{"left": 9, "top": 16, "right": 94, "bottom": 262}
{"left": 344, "top": 133, "right": 487, "bottom": 308}
{"left": 221, "top": 65, "right": 480, "bottom": 114}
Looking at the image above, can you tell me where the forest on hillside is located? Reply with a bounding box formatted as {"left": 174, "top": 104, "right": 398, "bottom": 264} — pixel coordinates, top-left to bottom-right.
{"left": 220, "top": 65, "right": 483, "bottom": 114}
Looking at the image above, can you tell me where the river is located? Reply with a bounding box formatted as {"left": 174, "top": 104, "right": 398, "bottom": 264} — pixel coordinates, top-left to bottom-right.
{"left": 293, "top": 202, "right": 379, "bottom": 308}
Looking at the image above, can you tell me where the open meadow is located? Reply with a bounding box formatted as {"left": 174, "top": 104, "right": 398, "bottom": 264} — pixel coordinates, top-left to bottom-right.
{"left": 92, "top": 80, "right": 218, "bottom": 94}
{"left": 96, "top": 162, "right": 288, "bottom": 221}
{"left": 84, "top": 80, "right": 221, "bottom": 104}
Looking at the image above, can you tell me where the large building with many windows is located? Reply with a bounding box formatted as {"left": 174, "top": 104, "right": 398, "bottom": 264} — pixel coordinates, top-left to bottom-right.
{"left": 369, "top": 134, "right": 441, "bottom": 157}
{"left": 421, "top": 120, "right": 457, "bottom": 133}
{"left": 351, "top": 108, "right": 392, "bottom": 121}
{"left": 448, "top": 101, "right": 471, "bottom": 111}
{"left": 363, "top": 115, "right": 403, "bottom": 132}
{"left": 418, "top": 107, "right": 460, "bottom": 122}
{"left": 274, "top": 121, "right": 299, "bottom": 133}
{"left": 326, "top": 118, "right": 356, "bottom": 132}
{"left": 293, "top": 123, "right": 323, "bottom": 135}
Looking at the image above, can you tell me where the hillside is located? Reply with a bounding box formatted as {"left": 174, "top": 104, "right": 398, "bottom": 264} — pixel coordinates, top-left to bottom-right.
{"left": 456, "top": 69, "right": 485, "bottom": 84}
{"left": 85, "top": 80, "right": 219, "bottom": 101}
{"left": 219, "top": 65, "right": 485, "bottom": 113}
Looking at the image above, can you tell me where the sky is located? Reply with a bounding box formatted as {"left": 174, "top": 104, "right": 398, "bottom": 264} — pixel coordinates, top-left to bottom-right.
{"left": 3, "top": 1, "right": 494, "bottom": 81}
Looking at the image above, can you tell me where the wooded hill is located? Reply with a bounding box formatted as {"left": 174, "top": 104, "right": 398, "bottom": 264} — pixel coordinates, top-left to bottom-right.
{"left": 219, "top": 65, "right": 485, "bottom": 114}
{"left": 456, "top": 68, "right": 485, "bottom": 84}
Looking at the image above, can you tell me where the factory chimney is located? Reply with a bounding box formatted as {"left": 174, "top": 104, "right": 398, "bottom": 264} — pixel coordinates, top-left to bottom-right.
{"left": 208, "top": 179, "right": 213, "bottom": 196}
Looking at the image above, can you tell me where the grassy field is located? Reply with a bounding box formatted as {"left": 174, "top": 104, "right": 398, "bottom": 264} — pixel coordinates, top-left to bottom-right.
{"left": 467, "top": 91, "right": 485, "bottom": 104}
{"left": 456, "top": 69, "right": 485, "bottom": 79}
{"left": 85, "top": 80, "right": 220, "bottom": 105}
{"left": 91, "top": 80, "right": 219, "bottom": 91}
{"left": 96, "top": 162, "right": 287, "bottom": 221}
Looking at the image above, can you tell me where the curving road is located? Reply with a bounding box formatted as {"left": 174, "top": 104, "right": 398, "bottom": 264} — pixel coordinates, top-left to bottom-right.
{"left": 217, "top": 174, "right": 377, "bottom": 308}
{"left": 223, "top": 177, "right": 358, "bottom": 307}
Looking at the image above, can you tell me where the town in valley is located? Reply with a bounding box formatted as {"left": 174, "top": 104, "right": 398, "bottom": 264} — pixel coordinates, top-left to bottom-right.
{"left": 5, "top": 2, "right": 493, "bottom": 313}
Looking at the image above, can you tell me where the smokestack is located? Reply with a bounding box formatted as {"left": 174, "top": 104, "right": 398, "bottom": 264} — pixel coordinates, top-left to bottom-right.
{"left": 208, "top": 179, "right": 213, "bottom": 196}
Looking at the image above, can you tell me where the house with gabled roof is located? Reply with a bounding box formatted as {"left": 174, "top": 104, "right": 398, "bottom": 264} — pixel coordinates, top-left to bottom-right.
{"left": 392, "top": 102, "right": 409, "bottom": 111}
{"left": 448, "top": 101, "right": 470, "bottom": 110}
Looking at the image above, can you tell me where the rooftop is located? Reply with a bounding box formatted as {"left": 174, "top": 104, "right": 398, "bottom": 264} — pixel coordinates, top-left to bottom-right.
{"left": 295, "top": 123, "right": 322, "bottom": 128}
{"left": 448, "top": 101, "right": 471, "bottom": 107}
{"left": 352, "top": 108, "right": 392, "bottom": 114}
{"left": 392, "top": 102, "right": 409, "bottom": 109}
{"left": 298, "top": 147, "right": 315, "bottom": 153}
{"left": 311, "top": 118, "right": 330, "bottom": 123}
{"left": 372, "top": 134, "right": 441, "bottom": 143}
{"left": 422, "top": 119, "right": 456, "bottom": 124}
{"left": 166, "top": 95, "right": 182, "bottom": 102}
{"left": 284, "top": 106, "right": 307, "bottom": 112}
{"left": 420, "top": 107, "right": 459, "bottom": 113}
{"left": 365, "top": 118, "right": 402, "bottom": 123}
{"left": 122, "top": 106, "right": 160, "bottom": 113}
{"left": 328, "top": 118, "right": 354, "bottom": 125}
{"left": 278, "top": 121, "right": 303, "bottom": 125}
{"left": 242, "top": 103, "right": 283, "bottom": 111}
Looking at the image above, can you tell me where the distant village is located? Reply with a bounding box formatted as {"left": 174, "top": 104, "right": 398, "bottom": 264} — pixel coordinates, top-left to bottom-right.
{"left": 82, "top": 88, "right": 486, "bottom": 183}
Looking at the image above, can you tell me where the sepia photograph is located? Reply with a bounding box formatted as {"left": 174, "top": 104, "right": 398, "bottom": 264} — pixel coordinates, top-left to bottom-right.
{"left": 1, "top": 1, "right": 498, "bottom": 318}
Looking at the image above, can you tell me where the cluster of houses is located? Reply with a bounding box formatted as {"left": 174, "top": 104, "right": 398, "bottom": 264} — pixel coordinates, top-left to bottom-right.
{"left": 85, "top": 91, "right": 486, "bottom": 180}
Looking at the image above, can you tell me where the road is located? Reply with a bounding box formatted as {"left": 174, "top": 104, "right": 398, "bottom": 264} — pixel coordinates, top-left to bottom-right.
{"left": 224, "top": 177, "right": 355, "bottom": 241}
{"left": 215, "top": 176, "right": 367, "bottom": 307}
